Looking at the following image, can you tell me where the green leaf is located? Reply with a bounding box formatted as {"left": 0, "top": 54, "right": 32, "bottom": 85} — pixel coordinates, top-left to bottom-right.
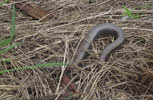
{"left": 0, "top": 43, "right": 21, "bottom": 55}
{"left": 135, "top": 5, "right": 153, "bottom": 8}
{"left": 123, "top": 6, "right": 133, "bottom": 17}
{"left": 0, "top": 63, "right": 69, "bottom": 74}
{"left": 67, "top": 93, "right": 75, "bottom": 100}
{"left": 0, "top": 0, "right": 9, "bottom": 6}
{"left": 0, "top": 39, "right": 11, "bottom": 47}
{"left": 0, "top": 2, "right": 16, "bottom": 47}
{"left": 10, "top": 2, "right": 15, "bottom": 41}
{"left": 122, "top": 6, "right": 141, "bottom": 18}
{"left": 0, "top": 59, "right": 10, "bottom": 62}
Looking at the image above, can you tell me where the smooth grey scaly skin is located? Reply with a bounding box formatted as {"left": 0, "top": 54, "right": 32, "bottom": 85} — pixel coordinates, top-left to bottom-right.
{"left": 72, "top": 23, "right": 125, "bottom": 64}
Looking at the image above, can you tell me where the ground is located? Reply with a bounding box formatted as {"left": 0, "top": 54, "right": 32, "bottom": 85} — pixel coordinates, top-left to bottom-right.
{"left": 0, "top": 0, "right": 153, "bottom": 100}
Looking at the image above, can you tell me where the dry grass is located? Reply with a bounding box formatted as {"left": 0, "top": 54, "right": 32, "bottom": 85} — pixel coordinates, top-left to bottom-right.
{"left": 0, "top": 0, "right": 153, "bottom": 100}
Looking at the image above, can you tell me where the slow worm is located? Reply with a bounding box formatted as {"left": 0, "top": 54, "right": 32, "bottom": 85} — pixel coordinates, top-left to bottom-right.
{"left": 72, "top": 23, "right": 125, "bottom": 64}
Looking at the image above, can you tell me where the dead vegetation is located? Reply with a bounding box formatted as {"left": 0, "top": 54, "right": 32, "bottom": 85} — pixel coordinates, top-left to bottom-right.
{"left": 0, "top": 0, "right": 153, "bottom": 100}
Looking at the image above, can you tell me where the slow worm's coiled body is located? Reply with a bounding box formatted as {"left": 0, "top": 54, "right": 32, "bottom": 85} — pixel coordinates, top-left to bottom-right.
{"left": 73, "top": 23, "right": 125, "bottom": 64}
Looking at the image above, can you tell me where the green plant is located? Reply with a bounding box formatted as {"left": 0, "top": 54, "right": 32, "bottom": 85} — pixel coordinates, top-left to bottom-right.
{"left": 122, "top": 5, "right": 153, "bottom": 19}
{"left": 67, "top": 93, "right": 75, "bottom": 100}
{"left": 0, "top": 0, "right": 9, "bottom": 6}
{"left": 135, "top": 5, "right": 153, "bottom": 8}
{"left": 122, "top": 6, "right": 141, "bottom": 18}
{"left": 0, "top": 1, "right": 68, "bottom": 74}
{"left": 0, "top": 63, "right": 68, "bottom": 74}
{"left": 0, "top": 2, "right": 17, "bottom": 58}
